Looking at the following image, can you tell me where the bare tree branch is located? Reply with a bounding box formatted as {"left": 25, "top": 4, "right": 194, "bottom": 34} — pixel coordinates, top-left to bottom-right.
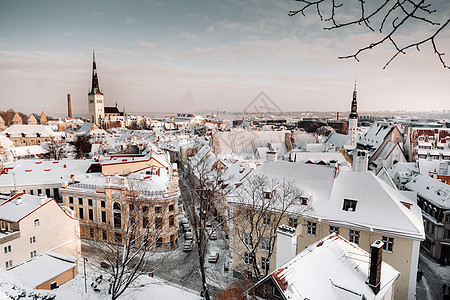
{"left": 289, "top": 0, "right": 450, "bottom": 68}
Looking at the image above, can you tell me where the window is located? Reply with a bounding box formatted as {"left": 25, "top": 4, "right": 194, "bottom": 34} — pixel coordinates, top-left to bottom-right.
{"left": 114, "top": 232, "right": 122, "bottom": 243}
{"left": 261, "top": 237, "right": 270, "bottom": 251}
{"left": 445, "top": 229, "right": 450, "bottom": 239}
{"left": 307, "top": 222, "right": 317, "bottom": 236}
{"left": 89, "top": 209, "right": 94, "bottom": 221}
{"left": 261, "top": 257, "right": 270, "bottom": 272}
{"left": 244, "top": 252, "right": 253, "bottom": 265}
{"left": 445, "top": 214, "right": 450, "bottom": 223}
{"left": 169, "top": 215, "right": 174, "bottom": 227}
{"left": 38, "top": 189, "right": 42, "bottom": 195}
{"left": 349, "top": 230, "right": 360, "bottom": 245}
{"left": 79, "top": 207, "right": 84, "bottom": 219}
{"left": 4, "top": 245, "right": 11, "bottom": 254}
{"left": 45, "top": 188, "right": 51, "bottom": 197}
{"left": 288, "top": 218, "right": 298, "bottom": 228}
{"left": 143, "top": 216, "right": 149, "bottom": 228}
{"left": 5, "top": 260, "right": 13, "bottom": 269}
{"left": 69, "top": 197, "right": 73, "bottom": 204}
{"left": 382, "top": 236, "right": 394, "bottom": 252}
{"left": 156, "top": 237, "right": 163, "bottom": 248}
{"left": 113, "top": 202, "right": 121, "bottom": 210}
{"left": 34, "top": 219, "right": 40, "bottom": 227}
{"left": 263, "top": 191, "right": 272, "bottom": 199}
{"left": 101, "top": 211, "right": 106, "bottom": 223}
{"left": 142, "top": 206, "right": 148, "bottom": 213}
{"left": 155, "top": 206, "right": 162, "bottom": 214}
{"left": 244, "top": 233, "right": 252, "bottom": 246}
{"left": 114, "top": 212, "right": 121, "bottom": 228}
{"left": 53, "top": 188, "right": 60, "bottom": 200}
{"left": 245, "top": 209, "right": 252, "bottom": 221}
{"left": 78, "top": 198, "right": 83, "bottom": 205}
{"left": 101, "top": 201, "right": 106, "bottom": 208}
{"left": 102, "top": 230, "right": 107, "bottom": 241}
{"left": 89, "top": 228, "right": 94, "bottom": 238}
{"left": 30, "top": 236, "right": 36, "bottom": 244}
{"left": 88, "top": 199, "right": 93, "bottom": 206}
{"left": 30, "top": 190, "right": 34, "bottom": 195}
{"left": 431, "top": 224, "right": 435, "bottom": 235}
{"left": 263, "top": 213, "right": 271, "bottom": 226}
{"left": 329, "top": 226, "right": 340, "bottom": 234}
{"left": 31, "top": 250, "right": 37, "bottom": 258}
{"left": 343, "top": 199, "right": 357, "bottom": 212}
{"left": 169, "top": 204, "right": 174, "bottom": 212}
{"left": 155, "top": 217, "right": 163, "bottom": 229}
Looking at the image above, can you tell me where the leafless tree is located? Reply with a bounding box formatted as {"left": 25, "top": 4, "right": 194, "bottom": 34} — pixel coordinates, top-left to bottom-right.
{"left": 231, "top": 174, "right": 308, "bottom": 279}
{"left": 73, "top": 134, "right": 92, "bottom": 159}
{"left": 87, "top": 180, "right": 166, "bottom": 300}
{"left": 289, "top": 0, "right": 450, "bottom": 69}
{"left": 42, "top": 140, "right": 67, "bottom": 160}
{"left": 182, "top": 152, "right": 230, "bottom": 300}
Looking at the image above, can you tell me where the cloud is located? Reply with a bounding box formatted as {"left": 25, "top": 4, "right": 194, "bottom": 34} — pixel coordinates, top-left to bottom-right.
{"left": 125, "top": 18, "right": 140, "bottom": 24}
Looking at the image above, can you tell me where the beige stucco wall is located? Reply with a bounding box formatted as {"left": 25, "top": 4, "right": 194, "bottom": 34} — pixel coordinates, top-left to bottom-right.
{"left": 231, "top": 210, "right": 417, "bottom": 300}
{"left": 0, "top": 200, "right": 80, "bottom": 270}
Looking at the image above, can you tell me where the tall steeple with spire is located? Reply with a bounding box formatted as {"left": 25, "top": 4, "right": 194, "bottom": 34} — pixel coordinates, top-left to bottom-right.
{"left": 348, "top": 80, "right": 359, "bottom": 147}
{"left": 90, "top": 51, "right": 102, "bottom": 95}
{"left": 88, "top": 50, "right": 105, "bottom": 126}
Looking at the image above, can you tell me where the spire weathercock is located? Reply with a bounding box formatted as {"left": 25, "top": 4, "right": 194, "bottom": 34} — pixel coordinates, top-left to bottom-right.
{"left": 90, "top": 50, "right": 102, "bottom": 95}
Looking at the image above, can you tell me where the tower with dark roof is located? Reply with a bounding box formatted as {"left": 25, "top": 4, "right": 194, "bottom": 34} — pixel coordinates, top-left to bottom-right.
{"left": 348, "top": 81, "right": 358, "bottom": 147}
{"left": 88, "top": 50, "right": 105, "bottom": 126}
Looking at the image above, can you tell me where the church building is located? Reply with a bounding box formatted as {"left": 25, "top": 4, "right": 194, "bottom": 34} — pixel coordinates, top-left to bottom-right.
{"left": 88, "top": 51, "right": 105, "bottom": 126}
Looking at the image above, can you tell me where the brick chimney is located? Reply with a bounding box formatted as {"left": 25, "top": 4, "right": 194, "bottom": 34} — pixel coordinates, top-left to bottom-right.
{"left": 67, "top": 94, "right": 72, "bottom": 118}
{"left": 368, "top": 240, "right": 384, "bottom": 294}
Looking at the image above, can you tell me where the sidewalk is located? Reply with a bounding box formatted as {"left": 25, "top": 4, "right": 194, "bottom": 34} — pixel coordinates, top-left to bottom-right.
{"left": 417, "top": 248, "right": 450, "bottom": 300}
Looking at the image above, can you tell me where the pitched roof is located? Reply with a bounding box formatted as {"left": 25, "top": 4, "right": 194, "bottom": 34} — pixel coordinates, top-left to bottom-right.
{"left": 1, "top": 125, "right": 55, "bottom": 137}
{"left": 12, "top": 113, "right": 22, "bottom": 124}
{"left": 0, "top": 193, "right": 52, "bottom": 222}
{"left": 404, "top": 172, "right": 450, "bottom": 209}
{"left": 8, "top": 252, "right": 77, "bottom": 288}
{"left": 261, "top": 234, "right": 400, "bottom": 300}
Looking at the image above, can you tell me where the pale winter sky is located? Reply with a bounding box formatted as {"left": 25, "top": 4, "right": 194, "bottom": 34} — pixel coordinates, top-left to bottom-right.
{"left": 0, "top": 0, "right": 449, "bottom": 115}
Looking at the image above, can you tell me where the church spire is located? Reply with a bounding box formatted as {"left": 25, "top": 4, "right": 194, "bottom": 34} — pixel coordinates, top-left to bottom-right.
{"left": 90, "top": 50, "right": 102, "bottom": 95}
{"left": 349, "top": 79, "right": 358, "bottom": 119}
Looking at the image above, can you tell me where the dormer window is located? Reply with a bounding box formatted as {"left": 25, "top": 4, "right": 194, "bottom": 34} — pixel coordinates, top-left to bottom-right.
{"left": 343, "top": 199, "right": 357, "bottom": 212}
{"left": 263, "top": 192, "right": 271, "bottom": 199}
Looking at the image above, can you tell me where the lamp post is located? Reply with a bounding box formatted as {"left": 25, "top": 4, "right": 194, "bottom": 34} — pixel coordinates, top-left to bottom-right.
{"left": 84, "top": 257, "right": 88, "bottom": 293}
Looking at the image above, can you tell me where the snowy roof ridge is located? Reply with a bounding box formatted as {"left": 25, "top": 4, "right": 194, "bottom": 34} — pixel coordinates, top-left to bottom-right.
{"left": 261, "top": 233, "right": 399, "bottom": 300}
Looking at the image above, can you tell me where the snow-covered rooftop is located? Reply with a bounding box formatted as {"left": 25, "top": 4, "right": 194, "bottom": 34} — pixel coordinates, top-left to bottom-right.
{"left": 2, "top": 125, "right": 55, "bottom": 137}
{"left": 0, "top": 193, "right": 53, "bottom": 222}
{"left": 405, "top": 172, "right": 450, "bottom": 209}
{"left": 262, "top": 233, "right": 400, "bottom": 300}
{"left": 8, "top": 252, "right": 77, "bottom": 288}
{"left": 0, "top": 159, "right": 93, "bottom": 187}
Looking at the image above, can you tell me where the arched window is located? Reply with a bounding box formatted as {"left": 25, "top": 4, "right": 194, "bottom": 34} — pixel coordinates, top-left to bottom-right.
{"left": 34, "top": 219, "right": 40, "bottom": 227}
{"left": 113, "top": 202, "right": 121, "bottom": 211}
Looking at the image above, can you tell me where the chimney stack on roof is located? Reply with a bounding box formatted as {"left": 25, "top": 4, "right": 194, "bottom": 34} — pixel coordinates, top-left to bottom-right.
{"left": 368, "top": 240, "right": 384, "bottom": 295}
{"left": 352, "top": 149, "right": 368, "bottom": 172}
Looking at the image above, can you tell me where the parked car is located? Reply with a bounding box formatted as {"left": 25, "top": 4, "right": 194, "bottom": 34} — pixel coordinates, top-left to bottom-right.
{"left": 209, "top": 230, "right": 217, "bottom": 240}
{"left": 184, "top": 231, "right": 193, "bottom": 240}
{"left": 183, "top": 239, "right": 193, "bottom": 252}
{"left": 183, "top": 223, "right": 192, "bottom": 232}
{"left": 208, "top": 252, "right": 219, "bottom": 263}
